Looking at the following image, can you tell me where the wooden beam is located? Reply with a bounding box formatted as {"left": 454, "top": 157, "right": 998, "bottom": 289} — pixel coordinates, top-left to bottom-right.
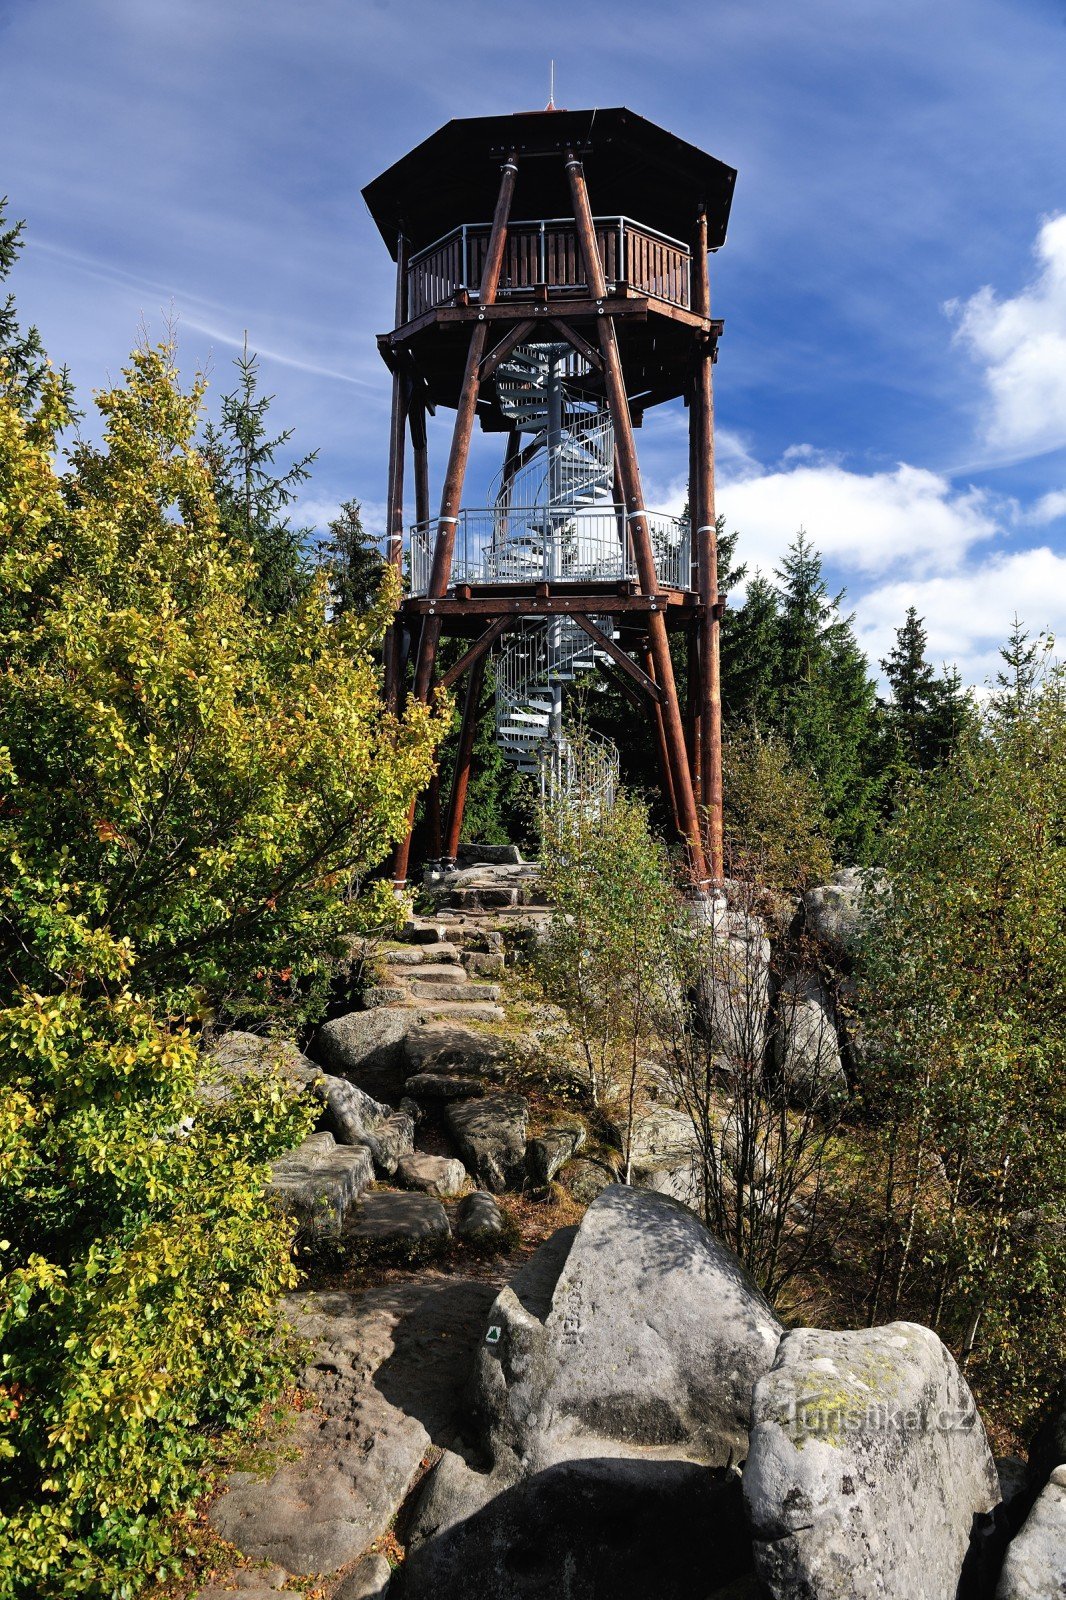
{"left": 569, "top": 613, "right": 662, "bottom": 702}
{"left": 479, "top": 319, "right": 537, "bottom": 382}
{"left": 597, "top": 657, "right": 646, "bottom": 713}
{"left": 693, "top": 207, "right": 723, "bottom": 882}
{"left": 438, "top": 616, "right": 510, "bottom": 691}
{"left": 403, "top": 592, "right": 696, "bottom": 617}
{"left": 412, "top": 151, "right": 518, "bottom": 703}
{"left": 566, "top": 150, "right": 708, "bottom": 884}
{"left": 546, "top": 318, "right": 603, "bottom": 371}
{"left": 442, "top": 652, "right": 487, "bottom": 865}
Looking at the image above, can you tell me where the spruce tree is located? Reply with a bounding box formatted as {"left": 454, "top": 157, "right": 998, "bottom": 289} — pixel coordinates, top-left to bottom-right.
{"left": 991, "top": 614, "right": 1055, "bottom": 724}
{"left": 879, "top": 606, "right": 974, "bottom": 774}
{"left": 318, "top": 498, "right": 385, "bottom": 617}
{"left": 200, "top": 339, "right": 316, "bottom": 616}
{"left": 0, "top": 199, "right": 72, "bottom": 417}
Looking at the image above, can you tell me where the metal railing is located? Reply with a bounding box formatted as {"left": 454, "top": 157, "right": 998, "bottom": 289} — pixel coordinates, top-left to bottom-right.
{"left": 406, "top": 215, "right": 692, "bottom": 317}
{"left": 408, "top": 505, "right": 690, "bottom": 594}
{"left": 540, "top": 732, "right": 620, "bottom": 818}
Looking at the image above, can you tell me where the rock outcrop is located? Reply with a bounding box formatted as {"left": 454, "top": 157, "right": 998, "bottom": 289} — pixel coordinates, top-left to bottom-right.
{"left": 445, "top": 1093, "right": 529, "bottom": 1192}
{"left": 774, "top": 971, "right": 848, "bottom": 1105}
{"left": 996, "top": 1465, "right": 1066, "bottom": 1599}
{"left": 313, "top": 1007, "right": 414, "bottom": 1099}
{"left": 744, "top": 1321, "right": 1000, "bottom": 1600}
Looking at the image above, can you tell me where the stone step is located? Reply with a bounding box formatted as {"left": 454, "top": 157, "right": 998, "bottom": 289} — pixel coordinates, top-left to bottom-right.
{"left": 416, "top": 1000, "right": 506, "bottom": 1024}
{"left": 407, "top": 980, "right": 502, "bottom": 1004}
{"left": 268, "top": 1132, "right": 374, "bottom": 1232}
{"left": 342, "top": 1189, "right": 451, "bottom": 1248}
{"left": 383, "top": 942, "right": 463, "bottom": 966}
{"left": 392, "top": 963, "right": 468, "bottom": 986}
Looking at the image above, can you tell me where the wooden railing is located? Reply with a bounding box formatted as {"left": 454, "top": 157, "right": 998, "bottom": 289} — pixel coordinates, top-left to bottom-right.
{"left": 406, "top": 216, "right": 691, "bottom": 319}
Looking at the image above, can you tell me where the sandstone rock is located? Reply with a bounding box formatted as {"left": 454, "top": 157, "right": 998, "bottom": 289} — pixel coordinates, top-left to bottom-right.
{"left": 472, "top": 1185, "right": 781, "bottom": 1475}
{"left": 744, "top": 1321, "right": 999, "bottom": 1600}
{"left": 334, "top": 1552, "right": 393, "bottom": 1599}
{"left": 405, "top": 920, "right": 448, "bottom": 942}
{"left": 201, "top": 1030, "right": 320, "bottom": 1103}
{"left": 564, "top": 1157, "right": 616, "bottom": 1205}
{"left": 774, "top": 971, "right": 848, "bottom": 1105}
{"left": 405, "top": 1072, "right": 486, "bottom": 1100}
{"left": 446, "top": 1093, "right": 528, "bottom": 1192}
{"left": 696, "top": 914, "right": 772, "bottom": 1070}
{"left": 526, "top": 1124, "right": 586, "bottom": 1186}
{"left": 996, "top": 1465, "right": 1066, "bottom": 1598}
{"left": 622, "top": 1104, "right": 699, "bottom": 1174}
{"left": 320, "top": 1077, "right": 414, "bottom": 1176}
{"left": 456, "top": 842, "right": 523, "bottom": 866}
{"left": 803, "top": 867, "right": 886, "bottom": 962}
{"left": 404, "top": 1022, "right": 509, "bottom": 1077}
{"left": 398, "top": 1456, "right": 754, "bottom": 1600}
{"left": 397, "top": 1151, "right": 467, "bottom": 1199}
{"left": 268, "top": 1133, "right": 373, "bottom": 1232}
{"left": 210, "top": 1281, "right": 497, "bottom": 1575}
{"left": 312, "top": 1008, "right": 413, "bottom": 1099}
{"left": 461, "top": 950, "right": 506, "bottom": 977}
{"left": 456, "top": 1190, "right": 505, "bottom": 1241}
{"left": 344, "top": 1191, "right": 451, "bottom": 1248}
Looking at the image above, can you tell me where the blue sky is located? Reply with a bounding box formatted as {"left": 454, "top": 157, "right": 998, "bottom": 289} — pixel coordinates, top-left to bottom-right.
{"left": 2, "top": 0, "right": 1065, "bottom": 685}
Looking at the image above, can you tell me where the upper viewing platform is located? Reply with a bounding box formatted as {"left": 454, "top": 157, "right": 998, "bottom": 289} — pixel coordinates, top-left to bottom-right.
{"left": 407, "top": 214, "right": 692, "bottom": 318}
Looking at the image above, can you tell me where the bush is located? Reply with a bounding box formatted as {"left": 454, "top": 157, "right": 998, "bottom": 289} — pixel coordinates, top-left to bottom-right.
{"left": 722, "top": 724, "right": 833, "bottom": 889}
{"left": 857, "top": 667, "right": 1066, "bottom": 1429}
{"left": 0, "top": 348, "right": 443, "bottom": 1594}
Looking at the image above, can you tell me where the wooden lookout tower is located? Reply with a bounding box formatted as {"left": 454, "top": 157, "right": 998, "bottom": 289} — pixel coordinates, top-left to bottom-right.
{"left": 362, "top": 106, "right": 736, "bottom": 886}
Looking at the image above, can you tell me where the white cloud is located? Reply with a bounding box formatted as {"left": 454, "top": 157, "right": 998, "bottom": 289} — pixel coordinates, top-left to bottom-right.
{"left": 854, "top": 546, "right": 1065, "bottom": 687}
{"left": 1026, "top": 488, "right": 1066, "bottom": 526}
{"left": 950, "top": 213, "right": 1066, "bottom": 460}
{"left": 717, "top": 459, "right": 1000, "bottom": 579}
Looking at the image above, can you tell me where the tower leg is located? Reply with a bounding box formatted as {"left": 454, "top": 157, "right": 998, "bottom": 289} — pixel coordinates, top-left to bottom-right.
{"left": 443, "top": 652, "right": 487, "bottom": 866}
{"left": 692, "top": 210, "right": 724, "bottom": 881}
{"left": 383, "top": 235, "right": 409, "bottom": 714}
{"left": 643, "top": 641, "right": 681, "bottom": 836}
{"left": 566, "top": 152, "right": 708, "bottom": 884}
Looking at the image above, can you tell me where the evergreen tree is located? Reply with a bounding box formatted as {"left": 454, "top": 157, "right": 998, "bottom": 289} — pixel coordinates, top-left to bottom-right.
{"left": 772, "top": 532, "right": 879, "bottom": 860}
{"left": 991, "top": 614, "right": 1055, "bottom": 724}
{"left": 200, "top": 338, "right": 316, "bottom": 616}
{"left": 878, "top": 606, "right": 974, "bottom": 774}
{"left": 318, "top": 497, "right": 384, "bottom": 617}
{"left": 0, "top": 199, "right": 71, "bottom": 417}
{"left": 721, "top": 572, "right": 781, "bottom": 726}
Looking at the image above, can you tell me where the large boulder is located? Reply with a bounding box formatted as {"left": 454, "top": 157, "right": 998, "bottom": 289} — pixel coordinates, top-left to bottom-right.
{"left": 996, "top": 1465, "right": 1066, "bottom": 1599}
{"left": 312, "top": 1007, "right": 414, "bottom": 1099}
{"left": 268, "top": 1131, "right": 374, "bottom": 1233}
{"left": 803, "top": 867, "right": 886, "bottom": 963}
{"left": 526, "top": 1124, "right": 586, "bottom": 1186}
{"left": 201, "top": 1030, "right": 320, "bottom": 1102}
{"left": 696, "top": 909, "right": 773, "bottom": 1071}
{"left": 471, "top": 1185, "right": 782, "bottom": 1475}
{"left": 403, "top": 1021, "right": 508, "bottom": 1079}
{"left": 774, "top": 972, "right": 848, "bottom": 1106}
{"left": 744, "top": 1321, "right": 1000, "bottom": 1600}
{"left": 397, "top": 1151, "right": 467, "bottom": 1199}
{"left": 445, "top": 1093, "right": 529, "bottom": 1192}
{"left": 322, "top": 1076, "right": 413, "bottom": 1176}
{"left": 342, "top": 1191, "right": 451, "bottom": 1250}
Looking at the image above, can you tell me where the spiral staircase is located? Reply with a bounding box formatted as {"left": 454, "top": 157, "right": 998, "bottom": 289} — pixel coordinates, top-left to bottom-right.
{"left": 489, "top": 342, "right": 620, "bottom": 809}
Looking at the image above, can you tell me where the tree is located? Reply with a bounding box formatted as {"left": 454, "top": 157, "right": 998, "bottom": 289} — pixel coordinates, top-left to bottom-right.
{"left": 0, "top": 200, "right": 50, "bottom": 414}
{"left": 772, "top": 533, "right": 879, "bottom": 860}
{"left": 318, "top": 496, "right": 384, "bottom": 618}
{"left": 722, "top": 724, "right": 833, "bottom": 889}
{"left": 878, "top": 606, "right": 973, "bottom": 776}
{"left": 0, "top": 343, "right": 446, "bottom": 1591}
{"left": 857, "top": 659, "right": 1066, "bottom": 1429}
{"left": 200, "top": 338, "right": 316, "bottom": 616}
{"left": 720, "top": 571, "right": 781, "bottom": 727}
{"left": 991, "top": 613, "right": 1055, "bottom": 724}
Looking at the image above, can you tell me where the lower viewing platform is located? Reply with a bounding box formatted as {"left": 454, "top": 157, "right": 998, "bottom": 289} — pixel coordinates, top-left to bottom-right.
{"left": 407, "top": 505, "right": 691, "bottom": 596}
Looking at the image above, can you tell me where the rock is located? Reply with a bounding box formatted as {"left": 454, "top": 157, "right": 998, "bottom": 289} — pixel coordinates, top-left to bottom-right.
{"left": 564, "top": 1157, "right": 616, "bottom": 1205}
{"left": 398, "top": 1456, "right": 754, "bottom": 1600}
{"left": 446, "top": 1093, "right": 528, "bottom": 1192}
{"left": 996, "top": 1465, "right": 1066, "bottom": 1598}
{"left": 405, "top": 1071, "right": 486, "bottom": 1100}
{"left": 472, "top": 1185, "right": 781, "bottom": 1475}
{"left": 362, "top": 984, "right": 408, "bottom": 1009}
{"left": 200, "top": 1030, "right": 320, "bottom": 1103}
{"left": 397, "top": 1151, "right": 467, "bottom": 1199}
{"left": 696, "top": 914, "right": 772, "bottom": 1070}
{"left": 343, "top": 1191, "right": 451, "bottom": 1248}
{"left": 744, "top": 1321, "right": 1000, "bottom": 1600}
{"left": 803, "top": 867, "right": 886, "bottom": 962}
{"left": 320, "top": 1076, "right": 414, "bottom": 1176}
{"left": 461, "top": 950, "right": 506, "bottom": 977}
{"left": 312, "top": 1008, "right": 414, "bottom": 1099}
{"left": 404, "top": 920, "right": 448, "bottom": 942}
{"left": 622, "top": 1104, "right": 699, "bottom": 1174}
{"left": 398, "top": 1095, "right": 423, "bottom": 1124}
{"left": 268, "top": 1133, "right": 374, "bottom": 1232}
{"left": 456, "top": 842, "right": 523, "bottom": 866}
{"left": 210, "top": 1281, "right": 498, "bottom": 1575}
{"left": 456, "top": 1190, "right": 505, "bottom": 1241}
{"left": 334, "top": 1552, "right": 393, "bottom": 1599}
{"left": 526, "top": 1124, "right": 586, "bottom": 1186}
{"left": 403, "top": 1022, "right": 508, "bottom": 1077}
{"left": 774, "top": 971, "right": 848, "bottom": 1105}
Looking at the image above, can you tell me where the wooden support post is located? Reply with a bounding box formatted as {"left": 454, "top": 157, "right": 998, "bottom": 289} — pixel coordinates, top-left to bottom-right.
{"left": 643, "top": 642, "right": 681, "bottom": 837}
{"left": 410, "top": 392, "right": 430, "bottom": 527}
{"left": 442, "top": 652, "right": 487, "bottom": 865}
{"left": 692, "top": 209, "right": 724, "bottom": 881}
{"left": 686, "top": 616, "right": 702, "bottom": 792}
{"left": 566, "top": 152, "right": 708, "bottom": 883}
{"left": 412, "top": 153, "right": 518, "bottom": 702}
{"left": 395, "top": 154, "right": 518, "bottom": 884}
{"left": 383, "top": 231, "right": 409, "bottom": 712}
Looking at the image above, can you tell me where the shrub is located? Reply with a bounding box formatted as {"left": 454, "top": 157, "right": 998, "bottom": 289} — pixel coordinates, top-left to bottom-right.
{"left": 0, "top": 347, "right": 444, "bottom": 1594}
{"left": 722, "top": 724, "right": 833, "bottom": 889}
